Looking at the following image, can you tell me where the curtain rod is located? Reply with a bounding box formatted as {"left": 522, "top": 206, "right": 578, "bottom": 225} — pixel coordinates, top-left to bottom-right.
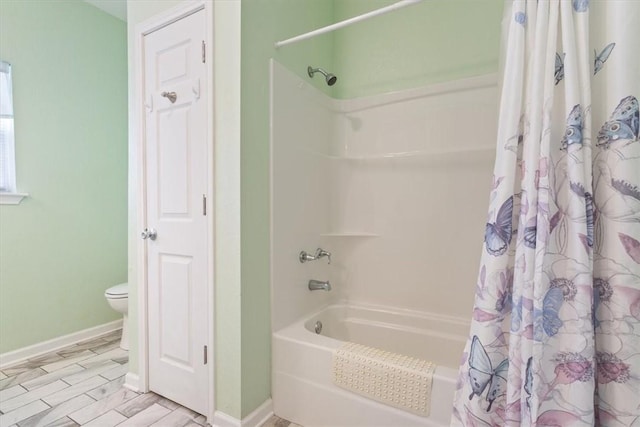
{"left": 274, "top": 0, "right": 424, "bottom": 49}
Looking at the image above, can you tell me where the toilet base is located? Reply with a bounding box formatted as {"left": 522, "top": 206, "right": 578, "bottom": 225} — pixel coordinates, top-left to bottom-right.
{"left": 120, "top": 314, "right": 129, "bottom": 350}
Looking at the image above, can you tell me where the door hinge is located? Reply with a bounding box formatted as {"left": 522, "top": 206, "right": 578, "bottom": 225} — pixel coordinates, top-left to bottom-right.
{"left": 202, "top": 41, "right": 206, "bottom": 63}
{"left": 204, "top": 345, "right": 208, "bottom": 364}
{"left": 202, "top": 194, "right": 207, "bottom": 216}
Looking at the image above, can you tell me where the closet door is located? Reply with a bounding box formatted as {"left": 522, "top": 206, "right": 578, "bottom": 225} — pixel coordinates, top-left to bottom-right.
{"left": 143, "top": 8, "right": 209, "bottom": 415}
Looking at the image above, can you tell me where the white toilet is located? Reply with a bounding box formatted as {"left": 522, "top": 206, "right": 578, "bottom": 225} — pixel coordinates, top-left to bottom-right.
{"left": 105, "top": 283, "right": 129, "bottom": 350}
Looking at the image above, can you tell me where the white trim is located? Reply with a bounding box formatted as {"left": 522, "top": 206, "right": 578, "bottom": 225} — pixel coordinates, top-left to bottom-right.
{"left": 211, "top": 399, "right": 273, "bottom": 427}
{"left": 133, "top": 8, "right": 149, "bottom": 399}
{"left": 0, "top": 320, "right": 122, "bottom": 369}
{"left": 241, "top": 399, "right": 273, "bottom": 427}
{"left": 0, "top": 192, "right": 28, "bottom": 205}
{"left": 133, "top": 0, "right": 216, "bottom": 422}
{"left": 274, "top": 0, "right": 424, "bottom": 48}
{"left": 211, "top": 2, "right": 242, "bottom": 422}
{"left": 123, "top": 372, "right": 140, "bottom": 392}
{"left": 213, "top": 411, "right": 240, "bottom": 427}
{"left": 135, "top": 1, "right": 205, "bottom": 35}
{"left": 205, "top": 2, "right": 217, "bottom": 425}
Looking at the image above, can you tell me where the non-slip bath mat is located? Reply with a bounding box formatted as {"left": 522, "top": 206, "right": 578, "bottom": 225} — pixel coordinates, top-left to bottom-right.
{"left": 332, "top": 342, "right": 436, "bottom": 417}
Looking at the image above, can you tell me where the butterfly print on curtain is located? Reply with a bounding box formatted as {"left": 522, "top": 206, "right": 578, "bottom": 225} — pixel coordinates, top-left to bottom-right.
{"left": 485, "top": 196, "right": 514, "bottom": 256}
{"left": 467, "top": 336, "right": 509, "bottom": 412}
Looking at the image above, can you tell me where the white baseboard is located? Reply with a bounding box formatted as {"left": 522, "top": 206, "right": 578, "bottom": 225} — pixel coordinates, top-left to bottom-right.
{"left": 123, "top": 372, "right": 140, "bottom": 392}
{"left": 212, "top": 398, "right": 273, "bottom": 427}
{"left": 0, "top": 319, "right": 123, "bottom": 369}
{"left": 241, "top": 398, "right": 273, "bottom": 427}
{"left": 213, "top": 411, "right": 240, "bottom": 427}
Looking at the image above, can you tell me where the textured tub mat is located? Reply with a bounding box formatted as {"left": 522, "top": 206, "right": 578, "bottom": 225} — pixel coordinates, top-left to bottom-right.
{"left": 332, "top": 342, "right": 436, "bottom": 417}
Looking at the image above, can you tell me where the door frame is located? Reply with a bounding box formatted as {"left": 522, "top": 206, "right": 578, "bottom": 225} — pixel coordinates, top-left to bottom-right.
{"left": 132, "top": 0, "right": 215, "bottom": 420}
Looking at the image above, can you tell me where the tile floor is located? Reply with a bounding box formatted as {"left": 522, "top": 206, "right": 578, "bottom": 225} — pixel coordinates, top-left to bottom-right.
{"left": 0, "top": 331, "right": 295, "bottom": 427}
{"left": 259, "top": 416, "right": 301, "bottom": 427}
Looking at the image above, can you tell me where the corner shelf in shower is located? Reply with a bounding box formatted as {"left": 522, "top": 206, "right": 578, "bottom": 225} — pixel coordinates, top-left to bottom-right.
{"left": 320, "top": 232, "right": 379, "bottom": 237}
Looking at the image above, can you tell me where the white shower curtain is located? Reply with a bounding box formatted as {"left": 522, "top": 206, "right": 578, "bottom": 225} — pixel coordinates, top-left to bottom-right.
{"left": 452, "top": 1, "right": 640, "bottom": 425}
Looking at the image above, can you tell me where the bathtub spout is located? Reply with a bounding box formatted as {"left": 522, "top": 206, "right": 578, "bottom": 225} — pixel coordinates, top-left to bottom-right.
{"left": 308, "top": 279, "right": 331, "bottom": 291}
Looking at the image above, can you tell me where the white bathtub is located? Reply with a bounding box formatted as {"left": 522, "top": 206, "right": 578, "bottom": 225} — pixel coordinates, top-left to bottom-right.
{"left": 272, "top": 303, "right": 469, "bottom": 427}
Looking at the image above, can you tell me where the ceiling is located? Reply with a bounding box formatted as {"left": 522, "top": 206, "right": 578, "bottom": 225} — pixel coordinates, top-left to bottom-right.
{"left": 83, "top": 0, "right": 127, "bottom": 22}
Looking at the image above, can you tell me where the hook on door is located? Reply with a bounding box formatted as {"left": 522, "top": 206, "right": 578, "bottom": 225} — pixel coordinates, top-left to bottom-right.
{"left": 161, "top": 91, "right": 177, "bottom": 103}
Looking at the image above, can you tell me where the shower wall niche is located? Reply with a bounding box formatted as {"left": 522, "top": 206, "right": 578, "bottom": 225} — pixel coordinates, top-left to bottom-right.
{"left": 270, "top": 60, "right": 499, "bottom": 329}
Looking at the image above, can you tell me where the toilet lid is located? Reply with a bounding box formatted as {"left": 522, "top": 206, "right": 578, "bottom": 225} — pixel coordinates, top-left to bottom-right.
{"left": 105, "top": 283, "right": 128, "bottom": 298}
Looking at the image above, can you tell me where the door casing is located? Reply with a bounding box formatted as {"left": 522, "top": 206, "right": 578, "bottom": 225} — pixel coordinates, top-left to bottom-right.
{"left": 131, "top": 0, "right": 215, "bottom": 421}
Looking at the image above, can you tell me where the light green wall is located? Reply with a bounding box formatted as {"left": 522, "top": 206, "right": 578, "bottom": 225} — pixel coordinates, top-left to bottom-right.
{"left": 0, "top": 1, "right": 127, "bottom": 353}
{"left": 333, "top": 0, "right": 503, "bottom": 98}
{"left": 240, "top": 0, "right": 334, "bottom": 417}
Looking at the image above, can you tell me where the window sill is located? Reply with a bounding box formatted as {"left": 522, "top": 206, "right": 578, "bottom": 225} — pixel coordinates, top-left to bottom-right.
{"left": 0, "top": 192, "right": 28, "bottom": 205}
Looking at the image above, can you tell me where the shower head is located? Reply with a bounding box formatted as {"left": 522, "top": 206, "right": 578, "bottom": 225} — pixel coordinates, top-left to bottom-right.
{"left": 307, "top": 66, "right": 337, "bottom": 86}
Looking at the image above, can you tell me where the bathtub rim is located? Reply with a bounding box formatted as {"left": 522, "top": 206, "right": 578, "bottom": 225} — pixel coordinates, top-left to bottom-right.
{"left": 273, "top": 300, "right": 469, "bottom": 379}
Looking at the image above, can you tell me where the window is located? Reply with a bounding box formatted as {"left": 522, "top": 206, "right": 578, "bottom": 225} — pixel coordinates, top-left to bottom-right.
{"left": 0, "top": 60, "right": 25, "bottom": 204}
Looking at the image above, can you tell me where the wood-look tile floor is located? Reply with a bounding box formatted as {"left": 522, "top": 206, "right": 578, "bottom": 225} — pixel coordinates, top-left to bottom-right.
{"left": 0, "top": 331, "right": 207, "bottom": 427}
{"left": 0, "top": 331, "right": 299, "bottom": 427}
{"left": 259, "top": 415, "right": 301, "bottom": 427}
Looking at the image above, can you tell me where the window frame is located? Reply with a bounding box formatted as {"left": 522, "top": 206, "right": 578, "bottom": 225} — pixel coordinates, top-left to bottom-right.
{"left": 0, "top": 60, "right": 27, "bottom": 204}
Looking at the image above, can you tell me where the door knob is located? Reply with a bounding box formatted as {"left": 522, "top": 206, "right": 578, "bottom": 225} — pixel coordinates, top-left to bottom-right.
{"left": 141, "top": 228, "right": 157, "bottom": 241}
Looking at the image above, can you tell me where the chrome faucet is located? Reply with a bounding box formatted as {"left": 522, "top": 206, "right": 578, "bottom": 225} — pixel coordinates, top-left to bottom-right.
{"left": 299, "top": 248, "right": 332, "bottom": 264}
{"left": 315, "top": 248, "right": 331, "bottom": 263}
{"left": 308, "top": 279, "right": 331, "bottom": 291}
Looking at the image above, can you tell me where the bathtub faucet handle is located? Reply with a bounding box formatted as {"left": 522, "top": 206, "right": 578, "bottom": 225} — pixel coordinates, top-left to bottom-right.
{"left": 315, "top": 248, "right": 331, "bottom": 264}
{"left": 299, "top": 248, "right": 331, "bottom": 264}
{"left": 299, "top": 250, "right": 316, "bottom": 263}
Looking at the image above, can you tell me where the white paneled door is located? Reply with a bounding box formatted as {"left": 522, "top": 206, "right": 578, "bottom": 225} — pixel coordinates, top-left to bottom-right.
{"left": 143, "top": 9, "right": 209, "bottom": 415}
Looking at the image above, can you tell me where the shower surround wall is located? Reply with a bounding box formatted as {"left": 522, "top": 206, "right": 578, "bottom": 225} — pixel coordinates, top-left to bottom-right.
{"left": 271, "top": 60, "right": 499, "bottom": 425}
{"left": 271, "top": 60, "right": 499, "bottom": 326}
{"left": 331, "top": 83, "right": 498, "bottom": 316}
{"left": 270, "top": 61, "right": 338, "bottom": 331}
